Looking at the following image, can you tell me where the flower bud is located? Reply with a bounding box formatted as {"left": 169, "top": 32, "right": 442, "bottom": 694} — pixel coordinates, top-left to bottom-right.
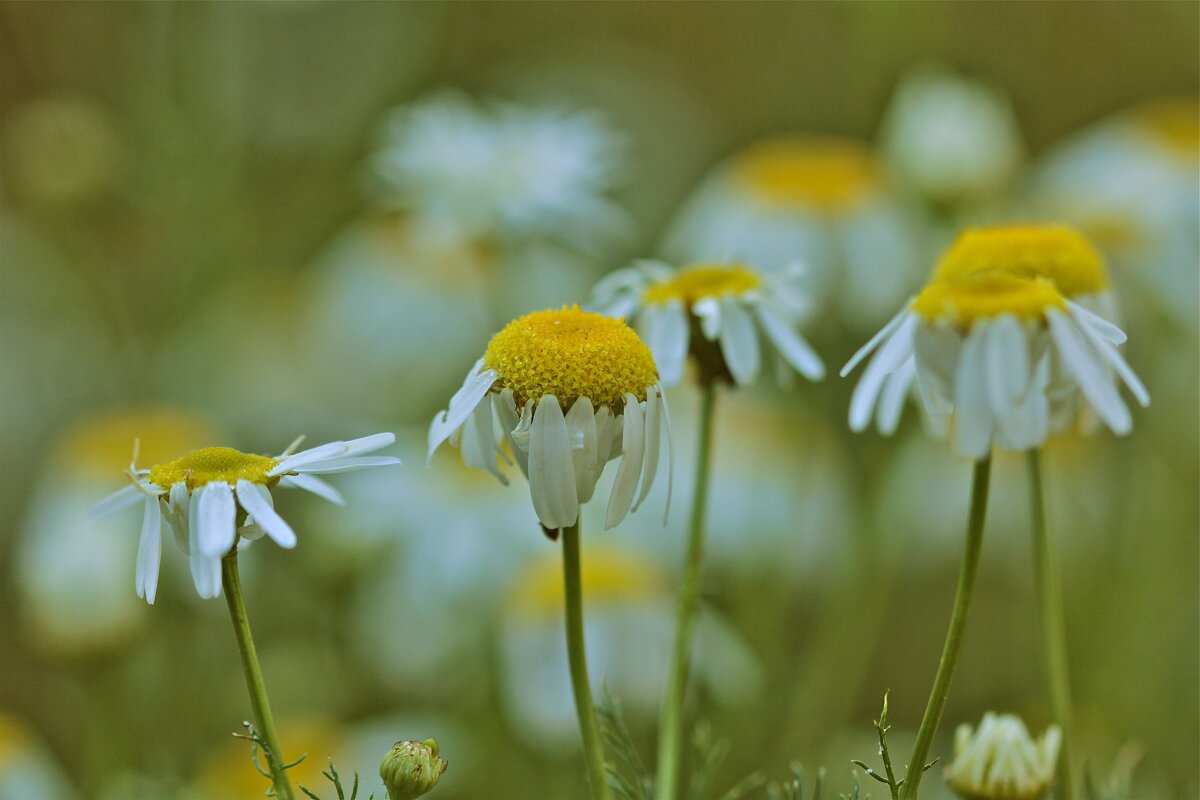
{"left": 944, "top": 712, "right": 1061, "bottom": 800}
{"left": 380, "top": 739, "right": 447, "bottom": 800}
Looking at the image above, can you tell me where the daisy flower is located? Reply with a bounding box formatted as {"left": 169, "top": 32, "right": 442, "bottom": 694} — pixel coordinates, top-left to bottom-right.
{"left": 427, "top": 306, "right": 670, "bottom": 533}
{"left": 943, "top": 713, "right": 1061, "bottom": 800}
{"left": 879, "top": 63, "right": 1024, "bottom": 207}
{"left": 1029, "top": 97, "right": 1198, "bottom": 326}
{"left": 842, "top": 269, "right": 1149, "bottom": 458}
{"left": 371, "top": 90, "right": 628, "bottom": 250}
{"left": 660, "top": 134, "right": 922, "bottom": 328}
{"left": 590, "top": 259, "right": 824, "bottom": 387}
{"left": 90, "top": 433, "right": 400, "bottom": 602}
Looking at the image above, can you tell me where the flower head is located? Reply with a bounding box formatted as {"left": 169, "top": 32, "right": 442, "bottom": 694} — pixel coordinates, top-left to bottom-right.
{"left": 428, "top": 307, "right": 671, "bottom": 533}
{"left": 842, "top": 229, "right": 1149, "bottom": 456}
{"left": 943, "top": 712, "right": 1061, "bottom": 800}
{"left": 90, "top": 433, "right": 400, "bottom": 602}
{"left": 380, "top": 739, "right": 447, "bottom": 800}
{"left": 591, "top": 260, "right": 824, "bottom": 386}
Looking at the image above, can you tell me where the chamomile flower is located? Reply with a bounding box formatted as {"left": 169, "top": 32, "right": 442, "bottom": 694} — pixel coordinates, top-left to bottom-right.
{"left": 90, "top": 433, "right": 399, "bottom": 602}
{"left": 842, "top": 270, "right": 1149, "bottom": 458}
{"left": 371, "top": 90, "right": 627, "bottom": 249}
{"left": 590, "top": 260, "right": 824, "bottom": 386}
{"left": 1029, "top": 97, "right": 1199, "bottom": 326}
{"left": 427, "top": 306, "right": 671, "bottom": 533}
{"left": 661, "top": 134, "right": 922, "bottom": 327}
{"left": 943, "top": 712, "right": 1061, "bottom": 800}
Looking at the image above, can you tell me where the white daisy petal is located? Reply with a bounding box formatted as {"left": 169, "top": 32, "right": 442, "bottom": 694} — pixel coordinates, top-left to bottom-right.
{"left": 188, "top": 497, "right": 223, "bottom": 599}
{"left": 605, "top": 393, "right": 646, "bottom": 530}
{"left": 460, "top": 396, "right": 505, "bottom": 483}
{"left": 841, "top": 302, "right": 913, "bottom": 377}
{"left": 877, "top": 356, "right": 917, "bottom": 435}
{"left": 196, "top": 482, "right": 237, "bottom": 559}
{"left": 235, "top": 480, "right": 297, "bottom": 549}
{"left": 496, "top": 389, "right": 530, "bottom": 477}
{"left": 694, "top": 296, "right": 722, "bottom": 340}
{"left": 565, "top": 397, "right": 599, "bottom": 503}
{"left": 848, "top": 315, "right": 918, "bottom": 431}
{"left": 1047, "top": 309, "right": 1131, "bottom": 433}
{"left": 983, "top": 314, "right": 1030, "bottom": 417}
{"left": 167, "top": 482, "right": 191, "bottom": 554}
{"left": 755, "top": 302, "right": 825, "bottom": 380}
{"left": 632, "top": 386, "right": 661, "bottom": 512}
{"left": 135, "top": 496, "right": 162, "bottom": 604}
{"left": 1069, "top": 306, "right": 1150, "bottom": 407}
{"left": 528, "top": 396, "right": 578, "bottom": 530}
{"left": 292, "top": 456, "right": 403, "bottom": 474}
{"left": 1066, "top": 300, "right": 1126, "bottom": 344}
{"left": 340, "top": 432, "right": 398, "bottom": 457}
{"left": 89, "top": 484, "right": 145, "bottom": 519}
{"left": 270, "top": 441, "right": 351, "bottom": 476}
{"left": 642, "top": 301, "right": 690, "bottom": 387}
{"left": 955, "top": 326, "right": 996, "bottom": 459}
{"left": 426, "top": 361, "right": 499, "bottom": 463}
{"left": 717, "top": 297, "right": 761, "bottom": 385}
{"left": 278, "top": 473, "right": 346, "bottom": 506}
{"left": 591, "top": 405, "right": 615, "bottom": 481}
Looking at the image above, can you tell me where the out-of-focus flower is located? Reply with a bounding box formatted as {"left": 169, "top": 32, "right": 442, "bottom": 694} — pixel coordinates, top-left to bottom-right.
{"left": 943, "top": 712, "right": 1061, "bottom": 800}
{"left": 380, "top": 739, "right": 447, "bottom": 800}
{"left": 591, "top": 260, "right": 824, "bottom": 386}
{"left": 880, "top": 64, "right": 1024, "bottom": 207}
{"left": 2, "top": 96, "right": 120, "bottom": 205}
{"left": 371, "top": 90, "right": 628, "bottom": 250}
{"left": 661, "top": 134, "right": 922, "bottom": 329}
{"left": 1029, "top": 97, "right": 1199, "bottom": 326}
{"left": 192, "top": 717, "right": 348, "bottom": 800}
{"left": 15, "top": 408, "right": 216, "bottom": 656}
{"left": 843, "top": 267, "right": 1148, "bottom": 458}
{"left": 0, "top": 713, "right": 77, "bottom": 800}
{"left": 497, "top": 543, "right": 759, "bottom": 752}
{"left": 428, "top": 307, "right": 671, "bottom": 533}
{"left": 90, "top": 434, "right": 399, "bottom": 601}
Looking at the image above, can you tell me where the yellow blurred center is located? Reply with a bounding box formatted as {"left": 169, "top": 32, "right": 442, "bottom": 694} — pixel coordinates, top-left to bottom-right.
{"left": 509, "top": 547, "right": 665, "bottom": 618}
{"left": 732, "top": 135, "right": 880, "bottom": 212}
{"left": 148, "top": 447, "right": 279, "bottom": 490}
{"left": 1133, "top": 98, "right": 1199, "bottom": 161}
{"left": 913, "top": 273, "right": 1067, "bottom": 327}
{"left": 643, "top": 262, "right": 763, "bottom": 306}
{"left": 931, "top": 224, "right": 1110, "bottom": 297}
{"left": 57, "top": 408, "right": 216, "bottom": 478}
{"left": 482, "top": 306, "right": 658, "bottom": 409}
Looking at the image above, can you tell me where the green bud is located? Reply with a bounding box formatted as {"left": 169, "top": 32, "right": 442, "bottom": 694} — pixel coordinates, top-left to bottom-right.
{"left": 380, "top": 738, "right": 447, "bottom": 800}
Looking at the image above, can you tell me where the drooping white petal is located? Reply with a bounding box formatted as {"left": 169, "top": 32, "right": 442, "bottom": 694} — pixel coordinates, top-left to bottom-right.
{"left": 657, "top": 385, "right": 674, "bottom": 526}
{"left": 841, "top": 302, "right": 913, "bottom": 377}
{"left": 426, "top": 361, "right": 499, "bottom": 463}
{"left": 564, "top": 397, "right": 599, "bottom": 503}
{"left": 1066, "top": 300, "right": 1126, "bottom": 344}
{"left": 693, "top": 296, "right": 722, "bottom": 340}
{"left": 1047, "top": 309, "right": 1131, "bottom": 434}
{"left": 135, "top": 496, "right": 163, "bottom": 604}
{"left": 632, "top": 386, "right": 661, "bottom": 512}
{"left": 495, "top": 389, "right": 530, "bottom": 477}
{"left": 717, "top": 297, "right": 761, "bottom": 385}
{"left": 277, "top": 473, "right": 345, "bottom": 505}
{"left": 877, "top": 356, "right": 917, "bottom": 435}
{"left": 642, "top": 301, "right": 690, "bottom": 387}
{"left": 605, "top": 393, "right": 646, "bottom": 530}
{"left": 528, "top": 396, "right": 578, "bottom": 530}
{"left": 955, "top": 326, "right": 996, "bottom": 459}
{"left": 166, "top": 482, "right": 191, "bottom": 554}
{"left": 291, "top": 456, "right": 403, "bottom": 474}
{"left": 340, "top": 432, "right": 397, "bottom": 457}
{"left": 459, "top": 396, "right": 505, "bottom": 483}
{"left": 1069, "top": 306, "right": 1150, "bottom": 407}
{"left": 235, "top": 480, "right": 297, "bottom": 549}
{"left": 848, "top": 315, "right": 918, "bottom": 431}
{"left": 269, "top": 441, "right": 351, "bottom": 476}
{"left": 755, "top": 302, "right": 825, "bottom": 380}
{"left": 188, "top": 496, "right": 223, "bottom": 599}
{"left": 90, "top": 484, "right": 146, "bottom": 519}
{"left": 592, "top": 405, "right": 615, "bottom": 479}
{"left": 196, "top": 482, "right": 237, "bottom": 559}
{"left": 983, "top": 314, "right": 1031, "bottom": 418}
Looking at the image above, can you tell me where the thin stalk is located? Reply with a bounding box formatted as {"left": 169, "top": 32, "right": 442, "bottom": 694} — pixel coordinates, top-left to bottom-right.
{"left": 655, "top": 380, "right": 718, "bottom": 800}
{"left": 1028, "top": 449, "right": 1077, "bottom": 800}
{"left": 901, "top": 456, "right": 992, "bottom": 800}
{"left": 222, "top": 550, "right": 294, "bottom": 800}
{"left": 562, "top": 522, "right": 613, "bottom": 800}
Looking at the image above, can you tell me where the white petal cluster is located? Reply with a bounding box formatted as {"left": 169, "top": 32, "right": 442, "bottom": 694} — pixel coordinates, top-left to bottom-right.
{"left": 428, "top": 363, "right": 671, "bottom": 533}
{"left": 591, "top": 261, "right": 824, "bottom": 387}
{"left": 90, "top": 434, "right": 400, "bottom": 603}
{"left": 843, "top": 301, "right": 1149, "bottom": 458}
{"left": 371, "top": 90, "right": 628, "bottom": 248}
{"left": 944, "top": 712, "right": 1061, "bottom": 800}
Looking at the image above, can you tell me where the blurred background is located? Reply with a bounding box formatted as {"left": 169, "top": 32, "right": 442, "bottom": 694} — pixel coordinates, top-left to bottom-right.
{"left": 1, "top": 3, "right": 1196, "bottom": 799}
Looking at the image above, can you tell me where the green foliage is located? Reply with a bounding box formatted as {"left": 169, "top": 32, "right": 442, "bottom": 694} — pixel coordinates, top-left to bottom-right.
{"left": 850, "top": 694, "right": 934, "bottom": 800}
{"left": 767, "top": 763, "right": 866, "bottom": 800}
{"left": 297, "top": 758, "right": 375, "bottom": 800}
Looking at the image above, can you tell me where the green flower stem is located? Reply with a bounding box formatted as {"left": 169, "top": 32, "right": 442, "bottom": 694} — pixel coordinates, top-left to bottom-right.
{"left": 901, "top": 455, "right": 993, "bottom": 800}
{"left": 221, "top": 549, "right": 294, "bottom": 800}
{"left": 1028, "top": 449, "right": 1077, "bottom": 800}
{"left": 655, "top": 380, "right": 718, "bottom": 800}
{"left": 562, "top": 522, "right": 613, "bottom": 800}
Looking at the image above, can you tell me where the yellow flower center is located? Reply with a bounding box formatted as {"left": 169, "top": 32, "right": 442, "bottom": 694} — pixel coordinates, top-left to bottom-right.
{"left": 931, "top": 224, "right": 1110, "bottom": 297}
{"left": 148, "top": 446, "right": 279, "bottom": 490}
{"left": 643, "top": 262, "right": 763, "bottom": 306}
{"left": 482, "top": 306, "right": 658, "bottom": 409}
{"left": 508, "top": 547, "right": 665, "bottom": 619}
{"left": 1133, "top": 97, "right": 1198, "bottom": 161}
{"left": 732, "top": 135, "right": 880, "bottom": 212}
{"left": 913, "top": 273, "right": 1067, "bottom": 328}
